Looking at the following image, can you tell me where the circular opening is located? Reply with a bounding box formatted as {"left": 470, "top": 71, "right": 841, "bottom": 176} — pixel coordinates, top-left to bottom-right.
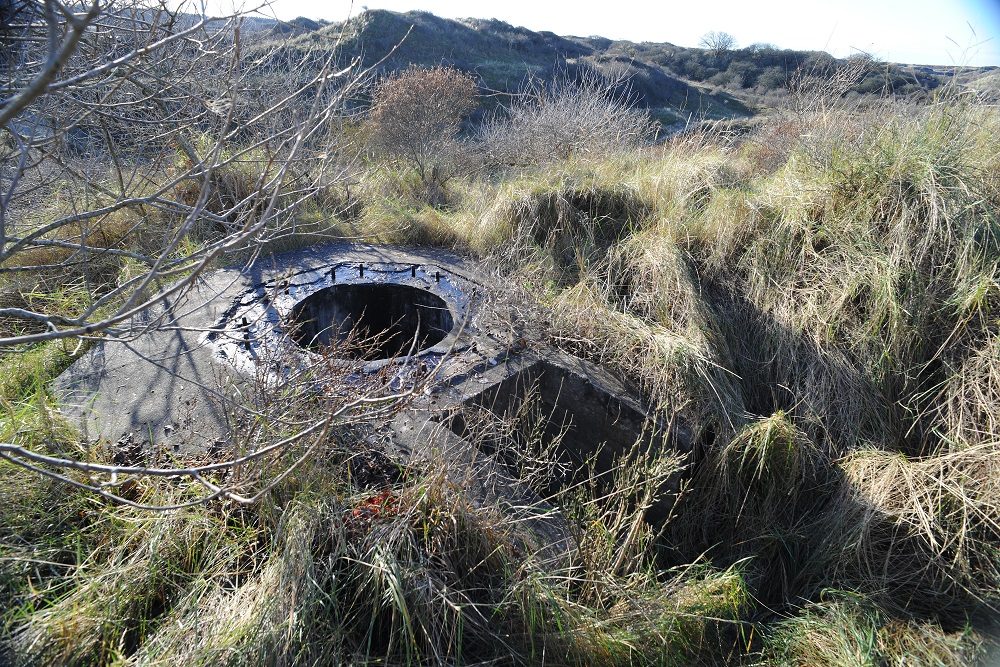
{"left": 288, "top": 283, "right": 454, "bottom": 360}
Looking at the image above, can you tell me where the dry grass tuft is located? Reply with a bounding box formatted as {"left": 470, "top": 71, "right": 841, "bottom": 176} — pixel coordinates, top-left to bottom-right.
{"left": 819, "top": 445, "right": 1000, "bottom": 621}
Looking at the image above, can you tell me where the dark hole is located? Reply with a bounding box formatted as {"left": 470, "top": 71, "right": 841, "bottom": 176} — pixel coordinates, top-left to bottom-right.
{"left": 288, "top": 283, "right": 454, "bottom": 360}
{"left": 444, "top": 360, "right": 680, "bottom": 523}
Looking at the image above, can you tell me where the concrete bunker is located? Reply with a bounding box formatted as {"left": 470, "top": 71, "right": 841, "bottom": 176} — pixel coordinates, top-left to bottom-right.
{"left": 288, "top": 283, "right": 455, "bottom": 360}
{"left": 54, "top": 248, "right": 485, "bottom": 454}
{"left": 53, "top": 244, "right": 688, "bottom": 537}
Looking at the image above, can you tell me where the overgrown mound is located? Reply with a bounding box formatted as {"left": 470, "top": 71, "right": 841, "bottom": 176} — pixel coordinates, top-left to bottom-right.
{"left": 3, "top": 74, "right": 1000, "bottom": 665}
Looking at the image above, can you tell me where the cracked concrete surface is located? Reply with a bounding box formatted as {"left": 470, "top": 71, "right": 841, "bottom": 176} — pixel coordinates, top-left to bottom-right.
{"left": 54, "top": 243, "right": 509, "bottom": 453}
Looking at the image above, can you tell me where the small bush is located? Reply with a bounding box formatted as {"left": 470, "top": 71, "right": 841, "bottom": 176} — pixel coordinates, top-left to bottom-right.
{"left": 365, "top": 65, "right": 478, "bottom": 204}
{"left": 478, "top": 70, "right": 657, "bottom": 167}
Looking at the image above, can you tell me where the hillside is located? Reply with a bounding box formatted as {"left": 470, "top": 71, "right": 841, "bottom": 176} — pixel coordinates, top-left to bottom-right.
{"left": 247, "top": 10, "right": 752, "bottom": 126}
{"left": 247, "top": 9, "right": 997, "bottom": 128}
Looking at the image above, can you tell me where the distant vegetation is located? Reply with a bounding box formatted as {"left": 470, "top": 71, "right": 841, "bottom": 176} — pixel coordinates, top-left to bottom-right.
{"left": 2, "top": 5, "right": 1000, "bottom": 665}
{"left": 249, "top": 9, "right": 998, "bottom": 129}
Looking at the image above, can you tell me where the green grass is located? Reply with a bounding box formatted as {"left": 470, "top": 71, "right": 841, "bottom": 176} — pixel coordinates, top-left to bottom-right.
{"left": 763, "top": 592, "right": 985, "bottom": 666}
{"left": 0, "top": 342, "right": 79, "bottom": 404}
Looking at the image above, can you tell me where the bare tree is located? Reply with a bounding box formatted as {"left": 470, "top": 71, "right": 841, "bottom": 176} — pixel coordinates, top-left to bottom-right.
{"left": 0, "top": 0, "right": 417, "bottom": 506}
{"left": 699, "top": 30, "right": 737, "bottom": 56}
{"left": 1, "top": 1, "right": 363, "bottom": 343}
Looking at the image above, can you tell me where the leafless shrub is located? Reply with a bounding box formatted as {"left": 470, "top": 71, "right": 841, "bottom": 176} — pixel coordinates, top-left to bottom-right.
{"left": 478, "top": 69, "right": 657, "bottom": 168}
{"left": 1, "top": 1, "right": 368, "bottom": 343}
{"left": 0, "top": 0, "right": 416, "bottom": 505}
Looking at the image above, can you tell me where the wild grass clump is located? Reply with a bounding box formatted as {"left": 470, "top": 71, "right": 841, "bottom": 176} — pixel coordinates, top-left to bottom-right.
{"left": 762, "top": 592, "right": 985, "bottom": 667}
{"left": 11, "top": 497, "right": 235, "bottom": 665}
{"left": 0, "top": 340, "right": 79, "bottom": 400}
{"left": 479, "top": 174, "right": 649, "bottom": 285}
{"left": 464, "top": 90, "right": 1000, "bottom": 659}
{"left": 546, "top": 277, "right": 737, "bottom": 432}
{"left": 651, "top": 98, "right": 1000, "bottom": 457}
{"left": 0, "top": 428, "right": 749, "bottom": 665}
{"left": 650, "top": 411, "right": 834, "bottom": 612}
{"left": 816, "top": 445, "right": 1000, "bottom": 622}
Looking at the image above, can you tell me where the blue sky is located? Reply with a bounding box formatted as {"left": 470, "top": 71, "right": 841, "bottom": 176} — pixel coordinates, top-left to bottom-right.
{"left": 219, "top": 0, "right": 1000, "bottom": 66}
